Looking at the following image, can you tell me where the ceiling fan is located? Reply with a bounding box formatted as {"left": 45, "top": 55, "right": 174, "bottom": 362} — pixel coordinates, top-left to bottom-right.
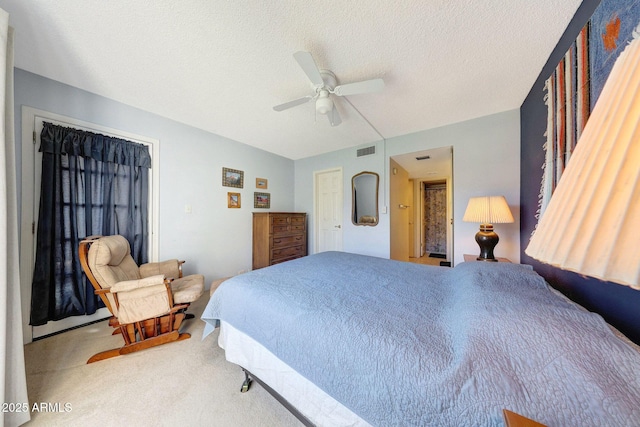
{"left": 273, "top": 51, "right": 385, "bottom": 126}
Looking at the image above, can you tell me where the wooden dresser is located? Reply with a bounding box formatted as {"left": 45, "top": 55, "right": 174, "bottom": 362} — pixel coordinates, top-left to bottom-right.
{"left": 252, "top": 212, "right": 307, "bottom": 269}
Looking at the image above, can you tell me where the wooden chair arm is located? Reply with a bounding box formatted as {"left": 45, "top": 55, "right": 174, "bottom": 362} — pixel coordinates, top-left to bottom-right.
{"left": 169, "top": 303, "right": 190, "bottom": 313}
{"left": 178, "top": 260, "right": 185, "bottom": 278}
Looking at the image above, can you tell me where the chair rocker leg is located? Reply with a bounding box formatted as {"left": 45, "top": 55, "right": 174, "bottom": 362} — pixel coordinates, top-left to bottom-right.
{"left": 86, "top": 321, "right": 191, "bottom": 364}
{"left": 87, "top": 332, "right": 191, "bottom": 363}
{"left": 119, "top": 330, "right": 188, "bottom": 355}
{"left": 87, "top": 348, "right": 124, "bottom": 364}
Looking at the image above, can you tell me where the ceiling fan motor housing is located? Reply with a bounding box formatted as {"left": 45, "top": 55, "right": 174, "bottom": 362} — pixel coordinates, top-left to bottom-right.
{"left": 315, "top": 70, "right": 337, "bottom": 115}
{"left": 318, "top": 69, "right": 337, "bottom": 89}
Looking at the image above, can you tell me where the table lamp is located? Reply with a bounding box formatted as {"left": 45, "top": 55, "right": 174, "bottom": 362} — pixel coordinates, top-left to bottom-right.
{"left": 526, "top": 36, "right": 640, "bottom": 289}
{"left": 463, "top": 196, "right": 514, "bottom": 261}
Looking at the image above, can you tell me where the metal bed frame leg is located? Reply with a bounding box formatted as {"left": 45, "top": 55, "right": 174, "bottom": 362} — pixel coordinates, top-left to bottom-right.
{"left": 241, "top": 369, "right": 253, "bottom": 393}
{"left": 237, "top": 367, "right": 314, "bottom": 426}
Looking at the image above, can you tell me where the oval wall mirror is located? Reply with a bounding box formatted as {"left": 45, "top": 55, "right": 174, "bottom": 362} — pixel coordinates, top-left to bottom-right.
{"left": 352, "top": 171, "right": 379, "bottom": 226}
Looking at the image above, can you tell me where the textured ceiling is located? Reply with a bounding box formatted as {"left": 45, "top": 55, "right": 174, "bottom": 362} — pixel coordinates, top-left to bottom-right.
{"left": 1, "top": 0, "right": 582, "bottom": 160}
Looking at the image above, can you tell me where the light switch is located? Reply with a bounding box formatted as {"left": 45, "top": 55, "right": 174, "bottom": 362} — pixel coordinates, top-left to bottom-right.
{"left": 185, "top": 204, "right": 192, "bottom": 214}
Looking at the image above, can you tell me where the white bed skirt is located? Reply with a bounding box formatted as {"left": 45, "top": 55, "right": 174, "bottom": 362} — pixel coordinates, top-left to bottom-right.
{"left": 219, "top": 321, "right": 371, "bottom": 427}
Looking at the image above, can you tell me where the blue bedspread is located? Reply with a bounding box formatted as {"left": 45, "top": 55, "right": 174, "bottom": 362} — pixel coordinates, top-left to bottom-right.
{"left": 201, "top": 251, "right": 640, "bottom": 426}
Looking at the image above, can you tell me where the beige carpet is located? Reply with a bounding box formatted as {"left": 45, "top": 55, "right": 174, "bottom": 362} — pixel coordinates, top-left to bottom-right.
{"left": 23, "top": 295, "right": 302, "bottom": 427}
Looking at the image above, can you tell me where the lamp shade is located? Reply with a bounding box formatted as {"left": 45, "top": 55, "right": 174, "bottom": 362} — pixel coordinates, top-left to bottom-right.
{"left": 463, "top": 196, "right": 514, "bottom": 224}
{"left": 525, "top": 37, "right": 640, "bottom": 289}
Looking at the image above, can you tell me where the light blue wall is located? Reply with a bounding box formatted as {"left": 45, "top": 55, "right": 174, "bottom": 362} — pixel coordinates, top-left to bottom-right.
{"left": 294, "top": 109, "right": 521, "bottom": 264}
{"left": 15, "top": 69, "right": 294, "bottom": 284}
{"left": 294, "top": 140, "right": 388, "bottom": 259}
{"left": 15, "top": 67, "right": 520, "bottom": 285}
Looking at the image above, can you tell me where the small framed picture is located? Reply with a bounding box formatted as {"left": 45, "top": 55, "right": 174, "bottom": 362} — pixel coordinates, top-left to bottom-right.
{"left": 227, "top": 192, "right": 241, "bottom": 208}
{"left": 254, "top": 192, "right": 270, "bottom": 209}
{"left": 222, "top": 167, "right": 244, "bottom": 188}
{"left": 256, "top": 178, "right": 268, "bottom": 189}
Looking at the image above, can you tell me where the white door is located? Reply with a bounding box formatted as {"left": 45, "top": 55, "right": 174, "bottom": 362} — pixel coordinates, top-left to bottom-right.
{"left": 315, "top": 168, "right": 343, "bottom": 253}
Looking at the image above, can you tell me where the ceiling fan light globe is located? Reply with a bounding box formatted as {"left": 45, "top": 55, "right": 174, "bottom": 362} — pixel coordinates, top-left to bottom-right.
{"left": 316, "top": 96, "right": 333, "bottom": 115}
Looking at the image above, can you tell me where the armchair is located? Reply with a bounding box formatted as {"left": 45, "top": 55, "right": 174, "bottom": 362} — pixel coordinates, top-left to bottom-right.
{"left": 78, "top": 235, "right": 204, "bottom": 363}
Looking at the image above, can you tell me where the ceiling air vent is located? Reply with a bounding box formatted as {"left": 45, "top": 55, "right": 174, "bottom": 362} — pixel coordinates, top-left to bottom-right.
{"left": 357, "top": 146, "right": 376, "bottom": 157}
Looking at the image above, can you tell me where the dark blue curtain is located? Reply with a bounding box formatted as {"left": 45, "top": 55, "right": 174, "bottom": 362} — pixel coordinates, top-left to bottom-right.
{"left": 30, "top": 122, "right": 151, "bottom": 326}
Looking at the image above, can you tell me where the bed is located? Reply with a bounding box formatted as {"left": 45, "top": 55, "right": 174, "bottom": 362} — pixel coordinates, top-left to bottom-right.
{"left": 201, "top": 251, "right": 640, "bottom": 426}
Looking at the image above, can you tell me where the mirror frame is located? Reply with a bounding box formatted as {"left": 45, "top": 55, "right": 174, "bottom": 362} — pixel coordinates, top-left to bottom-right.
{"left": 351, "top": 171, "right": 379, "bottom": 226}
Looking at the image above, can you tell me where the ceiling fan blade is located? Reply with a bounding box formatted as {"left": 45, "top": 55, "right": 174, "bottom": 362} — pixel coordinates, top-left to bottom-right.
{"left": 333, "top": 78, "right": 384, "bottom": 96}
{"left": 293, "top": 51, "right": 325, "bottom": 87}
{"left": 327, "top": 104, "right": 342, "bottom": 126}
{"left": 273, "top": 96, "right": 313, "bottom": 112}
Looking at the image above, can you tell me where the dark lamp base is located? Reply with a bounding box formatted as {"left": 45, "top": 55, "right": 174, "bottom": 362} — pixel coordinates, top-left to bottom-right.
{"left": 475, "top": 224, "right": 499, "bottom": 262}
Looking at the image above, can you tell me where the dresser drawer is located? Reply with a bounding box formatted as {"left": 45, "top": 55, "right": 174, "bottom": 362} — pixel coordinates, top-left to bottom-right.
{"left": 271, "top": 224, "right": 306, "bottom": 235}
{"left": 272, "top": 234, "right": 305, "bottom": 248}
{"left": 271, "top": 215, "right": 290, "bottom": 226}
{"left": 271, "top": 245, "right": 305, "bottom": 261}
{"left": 271, "top": 224, "right": 290, "bottom": 234}
{"left": 290, "top": 215, "right": 305, "bottom": 225}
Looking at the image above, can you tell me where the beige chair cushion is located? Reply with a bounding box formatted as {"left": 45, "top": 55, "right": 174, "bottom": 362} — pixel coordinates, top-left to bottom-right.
{"left": 88, "top": 235, "right": 142, "bottom": 316}
{"left": 171, "top": 274, "right": 204, "bottom": 304}
{"left": 114, "top": 283, "right": 171, "bottom": 324}
{"left": 109, "top": 274, "right": 165, "bottom": 293}
{"left": 110, "top": 275, "right": 169, "bottom": 323}
{"left": 88, "top": 235, "right": 141, "bottom": 288}
{"left": 139, "top": 259, "right": 181, "bottom": 280}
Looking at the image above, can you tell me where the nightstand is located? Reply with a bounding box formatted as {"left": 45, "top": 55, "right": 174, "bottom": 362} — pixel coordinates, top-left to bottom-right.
{"left": 464, "top": 254, "right": 511, "bottom": 263}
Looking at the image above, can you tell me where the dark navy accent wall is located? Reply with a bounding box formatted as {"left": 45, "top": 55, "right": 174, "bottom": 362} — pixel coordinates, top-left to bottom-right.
{"left": 520, "top": 0, "right": 640, "bottom": 345}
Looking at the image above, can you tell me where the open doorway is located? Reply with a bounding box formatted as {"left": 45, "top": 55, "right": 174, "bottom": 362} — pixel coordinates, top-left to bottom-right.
{"left": 419, "top": 180, "right": 451, "bottom": 264}
{"left": 390, "top": 146, "right": 453, "bottom": 265}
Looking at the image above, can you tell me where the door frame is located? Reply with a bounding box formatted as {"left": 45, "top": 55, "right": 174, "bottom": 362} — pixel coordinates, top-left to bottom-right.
{"left": 20, "top": 106, "right": 160, "bottom": 343}
{"left": 313, "top": 167, "right": 343, "bottom": 254}
{"left": 417, "top": 177, "right": 453, "bottom": 261}
{"left": 390, "top": 146, "right": 454, "bottom": 263}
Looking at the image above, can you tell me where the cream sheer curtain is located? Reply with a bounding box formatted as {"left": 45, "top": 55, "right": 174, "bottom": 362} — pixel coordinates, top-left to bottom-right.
{"left": 0, "top": 8, "right": 30, "bottom": 427}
